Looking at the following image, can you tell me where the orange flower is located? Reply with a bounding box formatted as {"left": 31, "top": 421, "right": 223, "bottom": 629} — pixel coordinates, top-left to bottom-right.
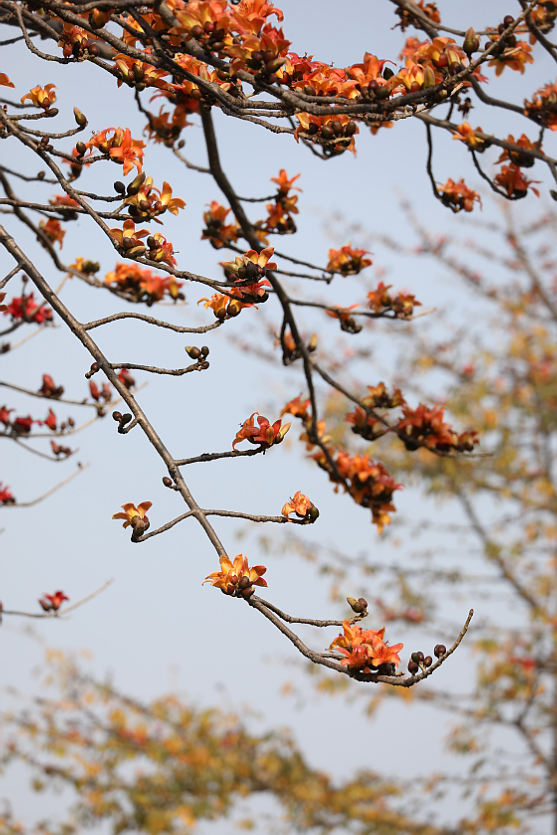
{"left": 203, "top": 553, "right": 267, "bottom": 597}
{"left": 367, "top": 283, "right": 420, "bottom": 318}
{"left": 87, "top": 127, "right": 145, "bottom": 176}
{"left": 330, "top": 621, "right": 403, "bottom": 672}
{"left": 21, "top": 83, "right": 56, "bottom": 109}
{"left": 198, "top": 290, "right": 254, "bottom": 320}
{"left": 220, "top": 247, "right": 277, "bottom": 279}
{"left": 488, "top": 39, "right": 533, "bottom": 76}
{"left": 494, "top": 164, "right": 540, "bottom": 198}
{"left": 437, "top": 178, "right": 481, "bottom": 213}
{"left": 326, "top": 305, "right": 361, "bottom": 334}
{"left": 201, "top": 201, "right": 240, "bottom": 249}
{"left": 105, "top": 262, "right": 183, "bottom": 303}
{"left": 110, "top": 219, "right": 149, "bottom": 258}
{"left": 495, "top": 134, "right": 539, "bottom": 168}
{"left": 112, "top": 501, "right": 152, "bottom": 530}
{"left": 39, "top": 219, "right": 65, "bottom": 249}
{"left": 453, "top": 122, "right": 490, "bottom": 152}
{"left": 233, "top": 412, "right": 290, "bottom": 449}
{"left": 281, "top": 394, "right": 311, "bottom": 422}
{"left": 0, "top": 73, "right": 14, "bottom": 88}
{"left": 524, "top": 80, "right": 557, "bottom": 130}
{"left": 125, "top": 178, "right": 186, "bottom": 221}
{"left": 271, "top": 169, "right": 301, "bottom": 196}
{"left": 295, "top": 113, "right": 358, "bottom": 154}
{"left": 395, "top": 403, "right": 479, "bottom": 453}
{"left": 281, "top": 491, "right": 319, "bottom": 521}
{"left": 327, "top": 246, "right": 372, "bottom": 275}
{"left": 363, "top": 382, "right": 406, "bottom": 409}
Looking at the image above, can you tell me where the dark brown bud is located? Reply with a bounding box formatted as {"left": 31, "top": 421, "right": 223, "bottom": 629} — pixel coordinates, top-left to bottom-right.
{"left": 186, "top": 345, "right": 201, "bottom": 359}
{"left": 308, "top": 505, "right": 320, "bottom": 522}
{"left": 126, "top": 172, "right": 146, "bottom": 196}
{"left": 503, "top": 14, "right": 514, "bottom": 27}
{"left": 424, "top": 655, "right": 433, "bottom": 668}
{"left": 411, "top": 652, "right": 421, "bottom": 664}
{"left": 120, "top": 413, "right": 133, "bottom": 426}
{"left": 162, "top": 476, "right": 173, "bottom": 487}
{"left": 434, "top": 643, "right": 446, "bottom": 658}
{"left": 88, "top": 42, "right": 100, "bottom": 57}
{"left": 200, "top": 346, "right": 209, "bottom": 357}
{"left": 112, "top": 411, "right": 122, "bottom": 421}
{"left": 73, "top": 107, "right": 87, "bottom": 127}
{"left": 114, "top": 181, "right": 125, "bottom": 193}
{"left": 238, "top": 576, "right": 252, "bottom": 590}
{"left": 75, "top": 141, "right": 86, "bottom": 156}
{"left": 190, "top": 24, "right": 204, "bottom": 39}
{"left": 407, "top": 660, "right": 419, "bottom": 674}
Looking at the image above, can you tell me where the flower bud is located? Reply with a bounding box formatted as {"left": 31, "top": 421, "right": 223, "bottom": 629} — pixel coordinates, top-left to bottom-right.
{"left": 73, "top": 107, "right": 87, "bottom": 127}
{"left": 186, "top": 345, "right": 201, "bottom": 359}
{"left": 308, "top": 505, "right": 320, "bottom": 522}
{"left": 434, "top": 643, "right": 446, "bottom": 658}
{"left": 407, "top": 660, "right": 419, "bottom": 674}
{"left": 411, "top": 652, "right": 421, "bottom": 664}
{"left": 112, "top": 411, "right": 122, "bottom": 421}
{"left": 238, "top": 576, "right": 252, "bottom": 590}
{"left": 200, "top": 346, "right": 209, "bottom": 357}
{"left": 162, "top": 476, "right": 173, "bottom": 487}
{"left": 120, "top": 413, "right": 133, "bottom": 426}
{"left": 463, "top": 27, "right": 480, "bottom": 56}
{"left": 127, "top": 172, "right": 146, "bottom": 196}
{"left": 424, "top": 655, "right": 433, "bottom": 668}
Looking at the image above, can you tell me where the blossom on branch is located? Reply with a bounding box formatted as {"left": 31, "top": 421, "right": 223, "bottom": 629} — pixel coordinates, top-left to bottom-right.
{"left": 0, "top": 483, "right": 15, "bottom": 504}
{"left": 201, "top": 201, "right": 240, "bottom": 249}
{"left": 3, "top": 293, "right": 53, "bottom": 324}
{"left": 327, "top": 246, "right": 372, "bottom": 276}
{"left": 281, "top": 491, "right": 319, "bottom": 522}
{"left": 105, "top": 263, "right": 184, "bottom": 304}
{"left": 20, "top": 83, "right": 56, "bottom": 109}
{"left": 437, "top": 178, "right": 481, "bottom": 213}
{"left": 38, "top": 590, "right": 69, "bottom": 612}
{"left": 203, "top": 554, "right": 267, "bottom": 597}
{"left": 233, "top": 412, "right": 290, "bottom": 449}
{"left": 113, "top": 501, "right": 152, "bottom": 535}
{"left": 494, "top": 164, "right": 540, "bottom": 199}
{"left": 330, "top": 621, "right": 403, "bottom": 674}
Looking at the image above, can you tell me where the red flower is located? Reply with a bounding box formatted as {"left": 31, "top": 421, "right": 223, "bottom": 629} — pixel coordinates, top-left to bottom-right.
{"left": 118, "top": 368, "right": 136, "bottom": 389}
{"left": 39, "top": 374, "right": 64, "bottom": 398}
{"left": 0, "top": 482, "right": 15, "bottom": 504}
{"left": 0, "top": 405, "right": 13, "bottom": 426}
{"left": 4, "top": 293, "right": 53, "bottom": 324}
{"left": 39, "top": 590, "right": 69, "bottom": 612}
{"left": 43, "top": 408, "right": 57, "bottom": 431}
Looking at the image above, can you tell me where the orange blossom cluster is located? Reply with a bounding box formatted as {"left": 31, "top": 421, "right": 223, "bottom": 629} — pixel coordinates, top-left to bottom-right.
{"left": 203, "top": 554, "right": 267, "bottom": 597}
{"left": 330, "top": 621, "right": 404, "bottom": 674}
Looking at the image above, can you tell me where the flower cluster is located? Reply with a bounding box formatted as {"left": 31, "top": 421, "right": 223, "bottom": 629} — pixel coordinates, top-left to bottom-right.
{"left": 496, "top": 133, "right": 539, "bottom": 168}
{"left": 367, "top": 282, "right": 420, "bottom": 318}
{"left": 486, "top": 18, "right": 533, "bottom": 77}
{"left": 453, "top": 122, "right": 491, "bottom": 153}
{"left": 201, "top": 201, "right": 240, "bottom": 249}
{"left": 395, "top": 404, "right": 479, "bottom": 452}
{"left": 203, "top": 554, "right": 267, "bottom": 597}
{"left": 3, "top": 293, "right": 53, "bottom": 324}
{"left": 78, "top": 127, "right": 146, "bottom": 177}
{"left": 220, "top": 247, "right": 275, "bottom": 302}
{"left": 124, "top": 177, "right": 186, "bottom": 222}
{"left": 524, "top": 79, "right": 557, "bottom": 130}
{"left": 0, "top": 405, "right": 61, "bottom": 435}
{"left": 330, "top": 621, "right": 403, "bottom": 674}
{"left": 233, "top": 412, "right": 290, "bottom": 449}
{"left": 327, "top": 246, "right": 372, "bottom": 276}
{"left": 109, "top": 220, "right": 176, "bottom": 267}
{"left": 260, "top": 169, "right": 301, "bottom": 235}
{"left": 437, "top": 178, "right": 482, "bottom": 213}
{"left": 282, "top": 398, "right": 400, "bottom": 532}
{"left": 104, "top": 263, "right": 184, "bottom": 304}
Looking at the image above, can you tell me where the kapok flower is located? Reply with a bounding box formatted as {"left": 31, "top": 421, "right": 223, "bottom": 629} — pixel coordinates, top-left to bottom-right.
{"left": 281, "top": 394, "right": 311, "bottom": 423}
{"left": 21, "top": 83, "right": 56, "bottom": 109}
{"left": 495, "top": 134, "right": 539, "bottom": 168}
{"left": 3, "top": 293, "right": 53, "bottom": 324}
{"left": 39, "top": 590, "right": 69, "bottom": 612}
{"left": 201, "top": 201, "right": 240, "bottom": 249}
{"left": 327, "top": 246, "right": 372, "bottom": 275}
{"left": 0, "top": 483, "right": 15, "bottom": 504}
{"left": 113, "top": 501, "right": 152, "bottom": 533}
{"left": 494, "top": 164, "right": 540, "bottom": 198}
{"left": 233, "top": 412, "right": 290, "bottom": 449}
{"left": 0, "top": 73, "right": 14, "bottom": 88}
{"left": 524, "top": 80, "right": 557, "bottom": 130}
{"left": 43, "top": 408, "right": 57, "bottom": 431}
{"left": 453, "top": 122, "right": 490, "bottom": 152}
{"left": 197, "top": 290, "right": 254, "bottom": 320}
{"left": 39, "top": 218, "right": 65, "bottom": 249}
{"left": 110, "top": 219, "right": 148, "bottom": 258}
{"left": 220, "top": 247, "right": 277, "bottom": 281}
{"left": 437, "top": 178, "right": 481, "bottom": 213}
{"left": 330, "top": 621, "right": 403, "bottom": 673}
{"left": 281, "top": 491, "right": 319, "bottom": 522}
{"left": 203, "top": 554, "right": 267, "bottom": 597}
